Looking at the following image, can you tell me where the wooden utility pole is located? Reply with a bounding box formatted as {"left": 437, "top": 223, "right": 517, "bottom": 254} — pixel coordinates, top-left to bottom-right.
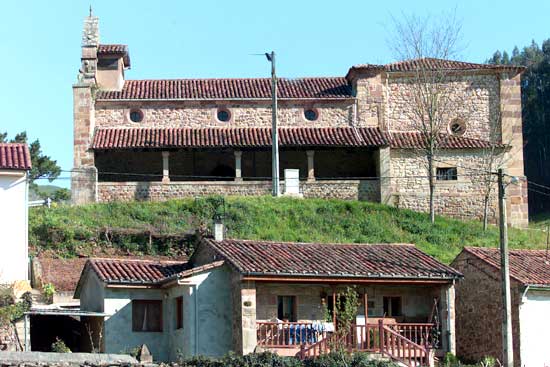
{"left": 498, "top": 169, "right": 514, "bottom": 367}
{"left": 266, "top": 51, "right": 280, "bottom": 196}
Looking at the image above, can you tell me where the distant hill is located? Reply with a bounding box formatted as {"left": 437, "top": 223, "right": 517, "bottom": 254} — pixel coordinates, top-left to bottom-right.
{"left": 28, "top": 196, "right": 547, "bottom": 264}
{"left": 29, "top": 185, "right": 63, "bottom": 200}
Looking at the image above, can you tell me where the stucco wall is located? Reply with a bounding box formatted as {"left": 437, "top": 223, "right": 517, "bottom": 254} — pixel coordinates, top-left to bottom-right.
{"left": 0, "top": 172, "right": 28, "bottom": 283}
{"left": 169, "top": 267, "right": 233, "bottom": 360}
{"left": 518, "top": 289, "right": 550, "bottom": 367}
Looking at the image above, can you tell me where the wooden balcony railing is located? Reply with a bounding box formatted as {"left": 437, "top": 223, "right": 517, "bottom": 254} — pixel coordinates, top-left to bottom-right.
{"left": 257, "top": 322, "right": 328, "bottom": 348}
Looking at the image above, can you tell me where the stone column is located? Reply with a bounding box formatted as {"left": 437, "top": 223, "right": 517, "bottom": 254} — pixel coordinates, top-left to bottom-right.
{"left": 440, "top": 284, "right": 456, "bottom": 355}
{"left": 162, "top": 151, "right": 170, "bottom": 184}
{"left": 306, "top": 150, "right": 315, "bottom": 181}
{"left": 377, "top": 146, "right": 392, "bottom": 205}
{"left": 241, "top": 281, "right": 256, "bottom": 354}
{"left": 234, "top": 151, "right": 243, "bottom": 182}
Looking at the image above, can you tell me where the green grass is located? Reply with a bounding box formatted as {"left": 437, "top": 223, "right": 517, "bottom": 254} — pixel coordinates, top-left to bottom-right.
{"left": 29, "top": 196, "right": 548, "bottom": 263}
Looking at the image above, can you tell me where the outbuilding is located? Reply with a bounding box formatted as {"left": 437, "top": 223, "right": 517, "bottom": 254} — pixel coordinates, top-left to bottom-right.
{"left": 451, "top": 247, "right": 550, "bottom": 367}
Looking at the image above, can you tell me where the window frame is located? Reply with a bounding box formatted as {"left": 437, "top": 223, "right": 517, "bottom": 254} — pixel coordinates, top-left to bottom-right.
{"left": 132, "top": 299, "right": 163, "bottom": 332}
{"left": 382, "top": 296, "right": 402, "bottom": 317}
{"left": 436, "top": 167, "right": 458, "bottom": 181}
{"left": 277, "top": 295, "right": 297, "bottom": 322}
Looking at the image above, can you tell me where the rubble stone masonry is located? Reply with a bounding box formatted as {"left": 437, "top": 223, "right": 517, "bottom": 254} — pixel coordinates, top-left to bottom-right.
{"left": 452, "top": 251, "right": 522, "bottom": 366}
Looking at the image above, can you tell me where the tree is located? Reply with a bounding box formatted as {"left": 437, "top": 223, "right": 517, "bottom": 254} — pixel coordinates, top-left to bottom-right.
{"left": 388, "top": 11, "right": 465, "bottom": 223}
{"left": 0, "top": 131, "right": 61, "bottom": 186}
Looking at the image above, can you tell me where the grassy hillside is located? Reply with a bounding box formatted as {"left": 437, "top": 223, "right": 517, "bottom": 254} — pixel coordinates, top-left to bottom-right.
{"left": 29, "top": 196, "right": 547, "bottom": 264}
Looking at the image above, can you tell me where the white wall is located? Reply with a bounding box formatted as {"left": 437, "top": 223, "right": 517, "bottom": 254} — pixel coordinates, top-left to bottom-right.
{"left": 519, "top": 289, "right": 550, "bottom": 367}
{"left": 0, "top": 171, "right": 28, "bottom": 283}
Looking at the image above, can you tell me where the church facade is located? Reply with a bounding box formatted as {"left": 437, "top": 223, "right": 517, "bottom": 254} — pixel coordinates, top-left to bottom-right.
{"left": 72, "top": 13, "right": 528, "bottom": 227}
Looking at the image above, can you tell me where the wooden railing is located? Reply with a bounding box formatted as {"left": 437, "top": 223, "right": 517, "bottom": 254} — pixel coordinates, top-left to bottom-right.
{"left": 298, "top": 320, "right": 434, "bottom": 367}
{"left": 257, "top": 322, "right": 328, "bottom": 348}
{"left": 380, "top": 323, "right": 431, "bottom": 367}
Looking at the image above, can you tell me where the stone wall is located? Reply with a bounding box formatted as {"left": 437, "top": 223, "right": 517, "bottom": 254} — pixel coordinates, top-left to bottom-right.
{"left": 94, "top": 101, "right": 356, "bottom": 129}
{"left": 389, "top": 149, "right": 500, "bottom": 222}
{"left": 97, "top": 180, "right": 380, "bottom": 202}
{"left": 385, "top": 74, "right": 501, "bottom": 142}
{"left": 451, "top": 251, "right": 522, "bottom": 366}
{"left": 0, "top": 351, "right": 138, "bottom": 366}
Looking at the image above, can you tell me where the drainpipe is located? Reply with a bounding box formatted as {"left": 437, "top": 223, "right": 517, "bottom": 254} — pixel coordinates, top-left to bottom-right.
{"left": 446, "top": 282, "right": 453, "bottom": 353}
{"left": 25, "top": 171, "right": 29, "bottom": 281}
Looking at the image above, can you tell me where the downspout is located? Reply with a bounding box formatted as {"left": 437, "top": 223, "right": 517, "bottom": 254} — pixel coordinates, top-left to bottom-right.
{"left": 194, "top": 284, "right": 199, "bottom": 356}
{"left": 447, "top": 281, "right": 453, "bottom": 352}
{"left": 520, "top": 285, "right": 530, "bottom": 303}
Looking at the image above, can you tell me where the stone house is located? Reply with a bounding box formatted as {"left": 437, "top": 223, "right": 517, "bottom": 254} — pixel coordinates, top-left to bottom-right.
{"left": 71, "top": 13, "right": 528, "bottom": 227}
{"left": 0, "top": 143, "right": 31, "bottom": 284}
{"left": 74, "top": 231, "right": 462, "bottom": 366}
{"left": 451, "top": 247, "right": 550, "bottom": 367}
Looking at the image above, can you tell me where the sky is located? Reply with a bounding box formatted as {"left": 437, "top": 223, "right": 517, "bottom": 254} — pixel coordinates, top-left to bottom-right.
{"left": 1, "top": 0, "right": 549, "bottom": 188}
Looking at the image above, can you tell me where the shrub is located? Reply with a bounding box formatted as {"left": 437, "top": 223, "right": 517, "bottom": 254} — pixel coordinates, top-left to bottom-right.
{"left": 42, "top": 283, "right": 55, "bottom": 304}
{"left": 51, "top": 337, "right": 71, "bottom": 353}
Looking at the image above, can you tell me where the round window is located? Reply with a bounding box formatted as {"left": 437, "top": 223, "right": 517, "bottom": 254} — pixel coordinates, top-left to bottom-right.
{"left": 449, "top": 119, "right": 466, "bottom": 135}
{"left": 217, "top": 108, "right": 231, "bottom": 122}
{"left": 304, "top": 108, "right": 318, "bottom": 121}
{"left": 129, "top": 109, "right": 144, "bottom": 123}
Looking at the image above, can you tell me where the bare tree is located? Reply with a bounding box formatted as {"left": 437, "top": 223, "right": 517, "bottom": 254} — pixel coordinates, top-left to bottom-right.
{"left": 388, "top": 12, "right": 465, "bottom": 223}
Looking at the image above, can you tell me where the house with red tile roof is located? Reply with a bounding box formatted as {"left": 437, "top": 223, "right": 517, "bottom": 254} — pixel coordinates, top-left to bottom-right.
{"left": 0, "top": 143, "right": 31, "bottom": 284}
{"left": 71, "top": 13, "right": 528, "bottom": 226}
{"left": 451, "top": 247, "right": 550, "bottom": 367}
{"left": 74, "top": 231, "right": 461, "bottom": 365}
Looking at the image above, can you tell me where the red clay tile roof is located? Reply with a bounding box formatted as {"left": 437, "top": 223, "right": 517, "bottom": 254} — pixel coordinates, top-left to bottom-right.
{"left": 97, "top": 44, "right": 130, "bottom": 67}
{"left": 87, "top": 258, "right": 188, "bottom": 284}
{"left": 91, "top": 127, "right": 387, "bottom": 149}
{"left": 0, "top": 143, "right": 32, "bottom": 170}
{"left": 462, "top": 247, "right": 550, "bottom": 286}
{"left": 95, "top": 78, "right": 352, "bottom": 100}
{"left": 202, "top": 238, "right": 462, "bottom": 280}
{"left": 389, "top": 132, "right": 505, "bottom": 149}
{"left": 349, "top": 58, "right": 524, "bottom": 74}
{"left": 39, "top": 257, "right": 89, "bottom": 292}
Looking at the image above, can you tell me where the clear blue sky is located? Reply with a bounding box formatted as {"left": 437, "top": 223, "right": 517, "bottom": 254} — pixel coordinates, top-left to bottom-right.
{"left": 1, "top": 0, "right": 549, "bottom": 188}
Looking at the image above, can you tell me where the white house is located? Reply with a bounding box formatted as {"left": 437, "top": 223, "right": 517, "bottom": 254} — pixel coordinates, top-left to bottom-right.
{"left": 452, "top": 247, "right": 550, "bottom": 367}
{"left": 0, "top": 143, "right": 31, "bottom": 284}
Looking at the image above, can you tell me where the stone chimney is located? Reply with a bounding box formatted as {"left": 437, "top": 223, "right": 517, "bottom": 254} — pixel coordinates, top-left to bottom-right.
{"left": 213, "top": 215, "right": 224, "bottom": 242}
{"left": 78, "top": 9, "right": 99, "bottom": 84}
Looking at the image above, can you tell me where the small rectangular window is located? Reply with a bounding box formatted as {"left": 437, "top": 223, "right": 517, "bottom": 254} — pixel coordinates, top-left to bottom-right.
{"left": 277, "top": 296, "right": 296, "bottom": 322}
{"left": 383, "top": 296, "right": 402, "bottom": 317}
{"left": 436, "top": 167, "right": 458, "bottom": 181}
{"left": 132, "top": 300, "right": 163, "bottom": 332}
{"left": 175, "top": 297, "right": 183, "bottom": 330}
{"left": 98, "top": 58, "right": 119, "bottom": 70}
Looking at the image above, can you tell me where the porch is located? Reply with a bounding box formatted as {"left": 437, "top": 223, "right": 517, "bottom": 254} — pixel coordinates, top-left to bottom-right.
{"left": 94, "top": 147, "right": 383, "bottom": 202}
{"left": 249, "top": 282, "right": 454, "bottom": 367}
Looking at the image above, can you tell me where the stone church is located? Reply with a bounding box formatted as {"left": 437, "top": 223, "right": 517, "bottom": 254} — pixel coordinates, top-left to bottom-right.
{"left": 72, "top": 13, "right": 528, "bottom": 227}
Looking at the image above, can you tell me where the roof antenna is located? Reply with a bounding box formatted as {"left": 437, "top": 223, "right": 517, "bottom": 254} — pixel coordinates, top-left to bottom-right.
{"left": 89, "top": 5, "right": 93, "bottom": 17}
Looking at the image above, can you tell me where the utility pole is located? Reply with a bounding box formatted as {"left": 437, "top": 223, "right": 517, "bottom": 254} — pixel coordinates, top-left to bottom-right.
{"left": 498, "top": 168, "right": 514, "bottom": 367}
{"left": 266, "top": 51, "right": 280, "bottom": 196}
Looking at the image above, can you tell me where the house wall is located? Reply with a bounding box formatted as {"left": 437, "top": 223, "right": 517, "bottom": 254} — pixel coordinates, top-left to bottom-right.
{"left": 389, "top": 149, "right": 500, "bottom": 223}
{"left": 93, "top": 101, "right": 355, "bottom": 129}
{"left": 256, "top": 283, "right": 438, "bottom": 322}
{"left": 0, "top": 171, "right": 28, "bottom": 284}
{"left": 518, "top": 289, "right": 550, "bottom": 367}
{"left": 451, "top": 251, "right": 522, "bottom": 366}
{"left": 168, "top": 267, "right": 234, "bottom": 360}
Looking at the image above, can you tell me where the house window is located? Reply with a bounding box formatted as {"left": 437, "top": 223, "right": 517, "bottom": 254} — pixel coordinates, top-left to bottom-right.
{"left": 129, "top": 109, "right": 144, "bottom": 123}
{"left": 132, "top": 300, "right": 163, "bottom": 332}
{"left": 304, "top": 108, "right": 319, "bottom": 121}
{"left": 449, "top": 119, "right": 466, "bottom": 136}
{"left": 175, "top": 297, "right": 183, "bottom": 330}
{"left": 277, "top": 296, "right": 296, "bottom": 322}
{"left": 383, "top": 296, "right": 402, "bottom": 317}
{"left": 98, "top": 58, "right": 118, "bottom": 70}
{"left": 436, "top": 167, "right": 458, "bottom": 181}
{"left": 216, "top": 108, "right": 231, "bottom": 122}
